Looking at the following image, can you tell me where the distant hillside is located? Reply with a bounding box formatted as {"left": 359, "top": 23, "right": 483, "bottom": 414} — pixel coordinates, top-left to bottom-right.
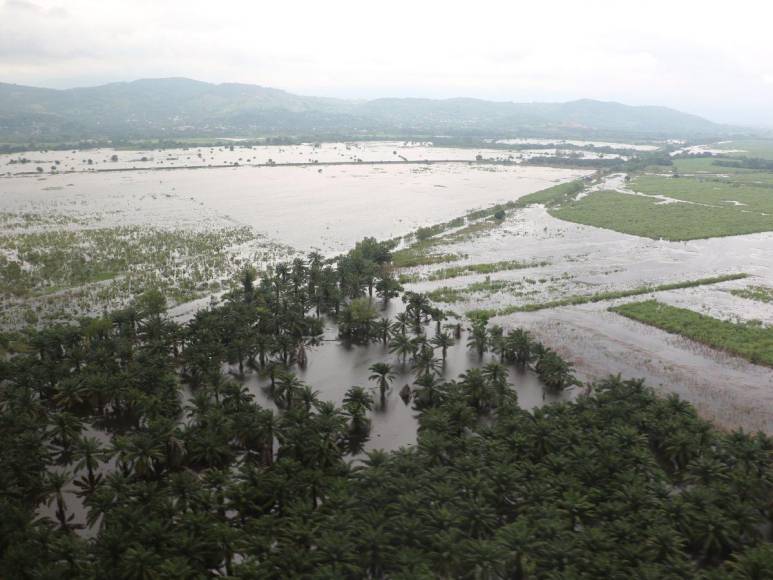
{"left": 0, "top": 77, "right": 733, "bottom": 143}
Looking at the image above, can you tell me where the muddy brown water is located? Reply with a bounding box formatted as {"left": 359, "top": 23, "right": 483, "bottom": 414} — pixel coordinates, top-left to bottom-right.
{"left": 39, "top": 301, "right": 564, "bottom": 534}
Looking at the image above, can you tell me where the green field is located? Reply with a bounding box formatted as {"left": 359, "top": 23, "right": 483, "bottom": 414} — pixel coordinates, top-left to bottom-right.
{"left": 550, "top": 190, "right": 773, "bottom": 240}
{"left": 631, "top": 175, "right": 773, "bottom": 213}
{"left": 671, "top": 157, "right": 755, "bottom": 174}
{"left": 716, "top": 139, "right": 773, "bottom": 160}
{"left": 610, "top": 300, "right": 773, "bottom": 366}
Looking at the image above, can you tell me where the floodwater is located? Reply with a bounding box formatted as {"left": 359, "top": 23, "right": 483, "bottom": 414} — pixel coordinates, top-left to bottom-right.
{"left": 0, "top": 161, "right": 589, "bottom": 254}
{"left": 1, "top": 140, "right": 596, "bottom": 176}
{"left": 237, "top": 306, "right": 568, "bottom": 454}
{"left": 39, "top": 308, "right": 565, "bottom": 535}
{"left": 492, "top": 138, "right": 660, "bottom": 151}
{"left": 402, "top": 178, "right": 773, "bottom": 433}
{"left": 3, "top": 145, "right": 772, "bottom": 435}
{"left": 18, "top": 140, "right": 773, "bottom": 534}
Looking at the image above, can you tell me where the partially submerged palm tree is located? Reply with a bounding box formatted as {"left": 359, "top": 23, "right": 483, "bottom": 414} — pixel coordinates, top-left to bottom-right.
{"left": 430, "top": 331, "right": 455, "bottom": 361}
{"left": 368, "top": 362, "right": 395, "bottom": 399}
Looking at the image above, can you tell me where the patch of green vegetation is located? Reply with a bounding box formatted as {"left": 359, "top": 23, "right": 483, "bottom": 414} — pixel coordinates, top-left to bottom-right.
{"left": 671, "top": 157, "right": 755, "bottom": 174}
{"left": 730, "top": 285, "right": 773, "bottom": 304}
{"left": 427, "top": 279, "right": 513, "bottom": 303}
{"left": 427, "top": 259, "right": 550, "bottom": 281}
{"left": 0, "top": 212, "right": 91, "bottom": 230}
{"left": 551, "top": 190, "right": 773, "bottom": 240}
{"left": 0, "top": 218, "right": 290, "bottom": 328}
{"left": 0, "top": 225, "right": 258, "bottom": 297}
{"left": 413, "top": 217, "right": 466, "bottom": 241}
{"left": 508, "top": 179, "right": 586, "bottom": 208}
{"left": 391, "top": 248, "right": 462, "bottom": 268}
{"left": 611, "top": 300, "right": 773, "bottom": 367}
{"left": 466, "top": 274, "right": 748, "bottom": 318}
{"left": 716, "top": 139, "right": 773, "bottom": 160}
{"left": 631, "top": 175, "right": 773, "bottom": 214}
{"left": 392, "top": 180, "right": 589, "bottom": 272}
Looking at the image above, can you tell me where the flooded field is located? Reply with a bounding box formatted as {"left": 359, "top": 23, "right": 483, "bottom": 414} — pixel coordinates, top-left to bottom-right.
{"left": 3, "top": 141, "right": 772, "bottom": 436}
{"left": 240, "top": 309, "right": 569, "bottom": 454}
{"left": 0, "top": 161, "right": 587, "bottom": 253}
{"left": 1, "top": 140, "right": 618, "bottom": 176}
{"left": 402, "top": 195, "right": 773, "bottom": 432}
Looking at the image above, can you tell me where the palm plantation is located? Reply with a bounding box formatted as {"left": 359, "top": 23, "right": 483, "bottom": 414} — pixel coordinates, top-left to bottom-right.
{"left": 0, "top": 237, "right": 770, "bottom": 579}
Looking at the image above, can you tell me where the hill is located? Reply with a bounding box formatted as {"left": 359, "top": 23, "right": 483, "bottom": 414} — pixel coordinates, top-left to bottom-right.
{"left": 0, "top": 77, "right": 732, "bottom": 142}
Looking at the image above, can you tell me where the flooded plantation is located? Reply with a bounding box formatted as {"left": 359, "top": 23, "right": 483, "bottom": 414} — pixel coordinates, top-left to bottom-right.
{"left": 2, "top": 141, "right": 772, "bottom": 438}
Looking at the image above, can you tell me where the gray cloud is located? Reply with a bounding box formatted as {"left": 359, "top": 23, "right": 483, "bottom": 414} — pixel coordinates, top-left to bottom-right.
{"left": 1, "top": 0, "right": 772, "bottom": 126}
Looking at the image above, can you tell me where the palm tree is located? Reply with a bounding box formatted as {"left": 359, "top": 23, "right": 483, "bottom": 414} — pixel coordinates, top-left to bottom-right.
{"left": 389, "top": 332, "right": 414, "bottom": 365}
{"left": 483, "top": 361, "right": 510, "bottom": 404}
{"left": 430, "top": 308, "right": 446, "bottom": 334}
{"left": 117, "top": 433, "right": 166, "bottom": 479}
{"left": 343, "top": 386, "right": 374, "bottom": 437}
{"left": 368, "top": 362, "right": 395, "bottom": 399}
{"left": 297, "top": 384, "right": 321, "bottom": 412}
{"left": 403, "top": 292, "right": 431, "bottom": 327}
{"left": 392, "top": 312, "right": 411, "bottom": 336}
{"left": 558, "top": 489, "right": 595, "bottom": 530}
{"left": 535, "top": 349, "right": 576, "bottom": 390}
{"left": 45, "top": 470, "right": 76, "bottom": 531}
{"left": 343, "top": 386, "right": 374, "bottom": 417}
{"left": 275, "top": 372, "right": 306, "bottom": 410}
{"left": 372, "top": 318, "right": 391, "bottom": 344}
{"left": 430, "top": 331, "right": 455, "bottom": 361}
{"left": 71, "top": 436, "right": 104, "bottom": 497}
{"left": 488, "top": 324, "right": 504, "bottom": 361}
{"left": 467, "top": 321, "right": 488, "bottom": 358}
{"left": 460, "top": 368, "right": 495, "bottom": 413}
{"left": 495, "top": 520, "right": 537, "bottom": 579}
{"left": 412, "top": 373, "right": 444, "bottom": 410}
{"left": 49, "top": 412, "right": 85, "bottom": 462}
{"left": 412, "top": 345, "right": 442, "bottom": 381}
{"left": 505, "top": 328, "right": 534, "bottom": 366}
{"left": 726, "top": 544, "right": 773, "bottom": 579}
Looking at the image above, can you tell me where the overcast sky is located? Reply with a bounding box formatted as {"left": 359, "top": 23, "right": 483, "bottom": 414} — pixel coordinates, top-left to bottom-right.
{"left": 2, "top": 0, "right": 772, "bottom": 127}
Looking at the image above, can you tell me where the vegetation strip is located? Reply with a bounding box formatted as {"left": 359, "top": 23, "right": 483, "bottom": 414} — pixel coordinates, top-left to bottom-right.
{"left": 729, "top": 285, "right": 773, "bottom": 304}
{"left": 466, "top": 273, "right": 748, "bottom": 318}
{"left": 8, "top": 157, "right": 517, "bottom": 176}
{"left": 610, "top": 299, "right": 773, "bottom": 366}
{"left": 392, "top": 180, "right": 587, "bottom": 268}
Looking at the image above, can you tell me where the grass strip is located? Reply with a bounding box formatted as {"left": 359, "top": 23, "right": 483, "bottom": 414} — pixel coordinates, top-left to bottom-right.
{"left": 610, "top": 299, "right": 773, "bottom": 367}
{"left": 465, "top": 273, "right": 748, "bottom": 318}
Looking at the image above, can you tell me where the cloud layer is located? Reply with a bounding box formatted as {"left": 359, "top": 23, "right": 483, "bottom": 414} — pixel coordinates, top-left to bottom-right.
{"left": 2, "top": 0, "right": 772, "bottom": 126}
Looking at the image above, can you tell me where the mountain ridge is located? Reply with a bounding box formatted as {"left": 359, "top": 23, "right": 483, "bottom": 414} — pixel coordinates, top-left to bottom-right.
{"left": 0, "top": 77, "right": 737, "bottom": 142}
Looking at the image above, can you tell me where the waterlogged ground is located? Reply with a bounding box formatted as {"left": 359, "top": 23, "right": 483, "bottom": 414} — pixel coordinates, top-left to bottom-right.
{"left": 0, "top": 163, "right": 587, "bottom": 253}
{"left": 0, "top": 140, "right": 621, "bottom": 176}
{"left": 400, "top": 190, "right": 773, "bottom": 432}
{"left": 42, "top": 317, "right": 567, "bottom": 535}
{"left": 3, "top": 141, "right": 773, "bottom": 435}
{"left": 0, "top": 153, "right": 588, "bottom": 328}
{"left": 238, "top": 308, "right": 568, "bottom": 454}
